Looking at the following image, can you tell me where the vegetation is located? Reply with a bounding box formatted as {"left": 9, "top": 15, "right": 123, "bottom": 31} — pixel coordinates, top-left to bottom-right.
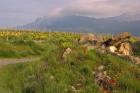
{"left": 0, "top": 29, "right": 78, "bottom": 58}
{"left": 0, "top": 29, "right": 139, "bottom": 93}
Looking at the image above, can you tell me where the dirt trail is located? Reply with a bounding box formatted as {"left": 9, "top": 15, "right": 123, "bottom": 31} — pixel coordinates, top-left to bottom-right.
{"left": 0, "top": 57, "right": 40, "bottom": 67}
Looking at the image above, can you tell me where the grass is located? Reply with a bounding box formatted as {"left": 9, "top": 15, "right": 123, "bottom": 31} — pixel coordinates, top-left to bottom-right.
{"left": 0, "top": 43, "right": 43, "bottom": 58}
{"left": 0, "top": 29, "right": 139, "bottom": 93}
{"left": 0, "top": 39, "right": 45, "bottom": 58}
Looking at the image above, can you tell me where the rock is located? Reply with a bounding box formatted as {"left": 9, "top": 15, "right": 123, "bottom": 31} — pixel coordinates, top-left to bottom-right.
{"left": 133, "top": 57, "right": 140, "bottom": 64}
{"left": 102, "top": 39, "right": 113, "bottom": 47}
{"left": 71, "top": 86, "right": 82, "bottom": 92}
{"left": 49, "top": 75, "right": 55, "bottom": 81}
{"left": 62, "top": 48, "right": 72, "bottom": 59}
{"left": 97, "top": 65, "right": 105, "bottom": 71}
{"left": 109, "top": 46, "right": 117, "bottom": 53}
{"left": 102, "top": 32, "right": 131, "bottom": 48}
{"left": 112, "top": 32, "right": 131, "bottom": 41}
{"left": 100, "top": 32, "right": 134, "bottom": 57}
{"left": 112, "top": 32, "right": 131, "bottom": 47}
{"left": 94, "top": 66, "right": 116, "bottom": 93}
{"left": 129, "top": 56, "right": 140, "bottom": 64}
{"left": 118, "top": 42, "right": 133, "bottom": 56}
{"left": 79, "top": 34, "right": 98, "bottom": 44}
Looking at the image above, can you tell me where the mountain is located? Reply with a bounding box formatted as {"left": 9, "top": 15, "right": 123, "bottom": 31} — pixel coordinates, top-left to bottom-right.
{"left": 18, "top": 15, "right": 140, "bottom": 36}
{"left": 101, "top": 13, "right": 140, "bottom": 22}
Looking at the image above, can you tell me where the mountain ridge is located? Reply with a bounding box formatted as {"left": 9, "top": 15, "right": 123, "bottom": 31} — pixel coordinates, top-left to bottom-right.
{"left": 18, "top": 15, "right": 140, "bottom": 36}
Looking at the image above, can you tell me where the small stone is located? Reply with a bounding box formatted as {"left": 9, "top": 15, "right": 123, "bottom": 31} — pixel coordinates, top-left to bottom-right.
{"left": 62, "top": 48, "right": 72, "bottom": 59}
{"left": 49, "top": 75, "right": 55, "bottom": 80}
{"left": 97, "top": 65, "right": 105, "bottom": 71}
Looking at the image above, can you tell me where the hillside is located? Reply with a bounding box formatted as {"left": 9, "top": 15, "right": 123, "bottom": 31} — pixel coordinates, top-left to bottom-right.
{"left": 0, "top": 29, "right": 140, "bottom": 93}
{"left": 18, "top": 15, "right": 140, "bottom": 36}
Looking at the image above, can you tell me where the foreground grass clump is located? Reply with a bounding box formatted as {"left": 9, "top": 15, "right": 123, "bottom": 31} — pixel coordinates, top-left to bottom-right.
{"left": 0, "top": 29, "right": 139, "bottom": 93}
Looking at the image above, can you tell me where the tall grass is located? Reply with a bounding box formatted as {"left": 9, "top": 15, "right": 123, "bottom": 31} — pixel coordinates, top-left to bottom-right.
{"left": 0, "top": 29, "right": 139, "bottom": 93}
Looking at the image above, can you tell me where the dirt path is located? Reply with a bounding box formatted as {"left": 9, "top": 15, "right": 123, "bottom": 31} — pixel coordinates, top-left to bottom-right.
{"left": 0, "top": 57, "right": 40, "bottom": 67}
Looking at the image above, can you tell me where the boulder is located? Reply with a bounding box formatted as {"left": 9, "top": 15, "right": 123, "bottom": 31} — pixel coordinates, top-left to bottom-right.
{"left": 102, "top": 32, "right": 131, "bottom": 47}
{"left": 79, "top": 34, "right": 98, "bottom": 45}
{"left": 118, "top": 42, "right": 133, "bottom": 56}
{"left": 109, "top": 46, "right": 117, "bottom": 53}
{"left": 112, "top": 32, "right": 131, "bottom": 42}
{"left": 102, "top": 39, "right": 113, "bottom": 47}
{"left": 100, "top": 32, "right": 133, "bottom": 57}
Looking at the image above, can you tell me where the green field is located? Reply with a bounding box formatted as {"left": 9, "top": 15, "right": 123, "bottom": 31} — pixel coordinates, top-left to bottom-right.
{"left": 0, "top": 29, "right": 139, "bottom": 93}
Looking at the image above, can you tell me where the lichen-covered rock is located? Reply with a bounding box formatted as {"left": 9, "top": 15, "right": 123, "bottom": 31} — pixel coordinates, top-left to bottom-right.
{"left": 118, "top": 42, "right": 133, "bottom": 56}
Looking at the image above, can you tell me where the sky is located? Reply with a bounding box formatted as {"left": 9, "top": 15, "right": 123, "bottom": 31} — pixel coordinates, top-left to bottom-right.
{"left": 0, "top": 0, "right": 140, "bottom": 27}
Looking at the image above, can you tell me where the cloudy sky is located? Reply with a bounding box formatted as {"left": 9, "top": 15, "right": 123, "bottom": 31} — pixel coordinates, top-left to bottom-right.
{"left": 0, "top": 0, "right": 140, "bottom": 27}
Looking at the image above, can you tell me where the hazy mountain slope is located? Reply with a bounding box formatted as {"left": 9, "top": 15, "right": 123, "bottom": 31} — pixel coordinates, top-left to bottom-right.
{"left": 101, "top": 13, "right": 140, "bottom": 22}
{"left": 19, "top": 15, "right": 140, "bottom": 35}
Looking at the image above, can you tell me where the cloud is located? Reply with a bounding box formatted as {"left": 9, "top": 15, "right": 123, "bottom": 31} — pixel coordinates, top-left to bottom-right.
{"left": 47, "top": 8, "right": 63, "bottom": 17}
{"left": 0, "top": 0, "right": 140, "bottom": 27}
{"left": 49, "top": 0, "right": 140, "bottom": 18}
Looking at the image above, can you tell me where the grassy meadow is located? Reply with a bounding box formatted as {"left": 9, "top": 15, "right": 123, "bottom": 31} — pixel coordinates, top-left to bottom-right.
{"left": 0, "top": 29, "right": 139, "bottom": 93}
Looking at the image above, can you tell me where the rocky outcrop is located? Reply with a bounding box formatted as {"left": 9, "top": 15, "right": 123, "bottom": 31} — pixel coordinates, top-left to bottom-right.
{"left": 101, "top": 32, "right": 133, "bottom": 56}
{"left": 112, "top": 32, "right": 131, "bottom": 42}
{"left": 79, "top": 34, "right": 103, "bottom": 54}
{"left": 102, "top": 32, "right": 131, "bottom": 47}
{"left": 78, "top": 34, "right": 98, "bottom": 45}
{"left": 79, "top": 32, "right": 140, "bottom": 64}
{"left": 102, "top": 32, "right": 140, "bottom": 64}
